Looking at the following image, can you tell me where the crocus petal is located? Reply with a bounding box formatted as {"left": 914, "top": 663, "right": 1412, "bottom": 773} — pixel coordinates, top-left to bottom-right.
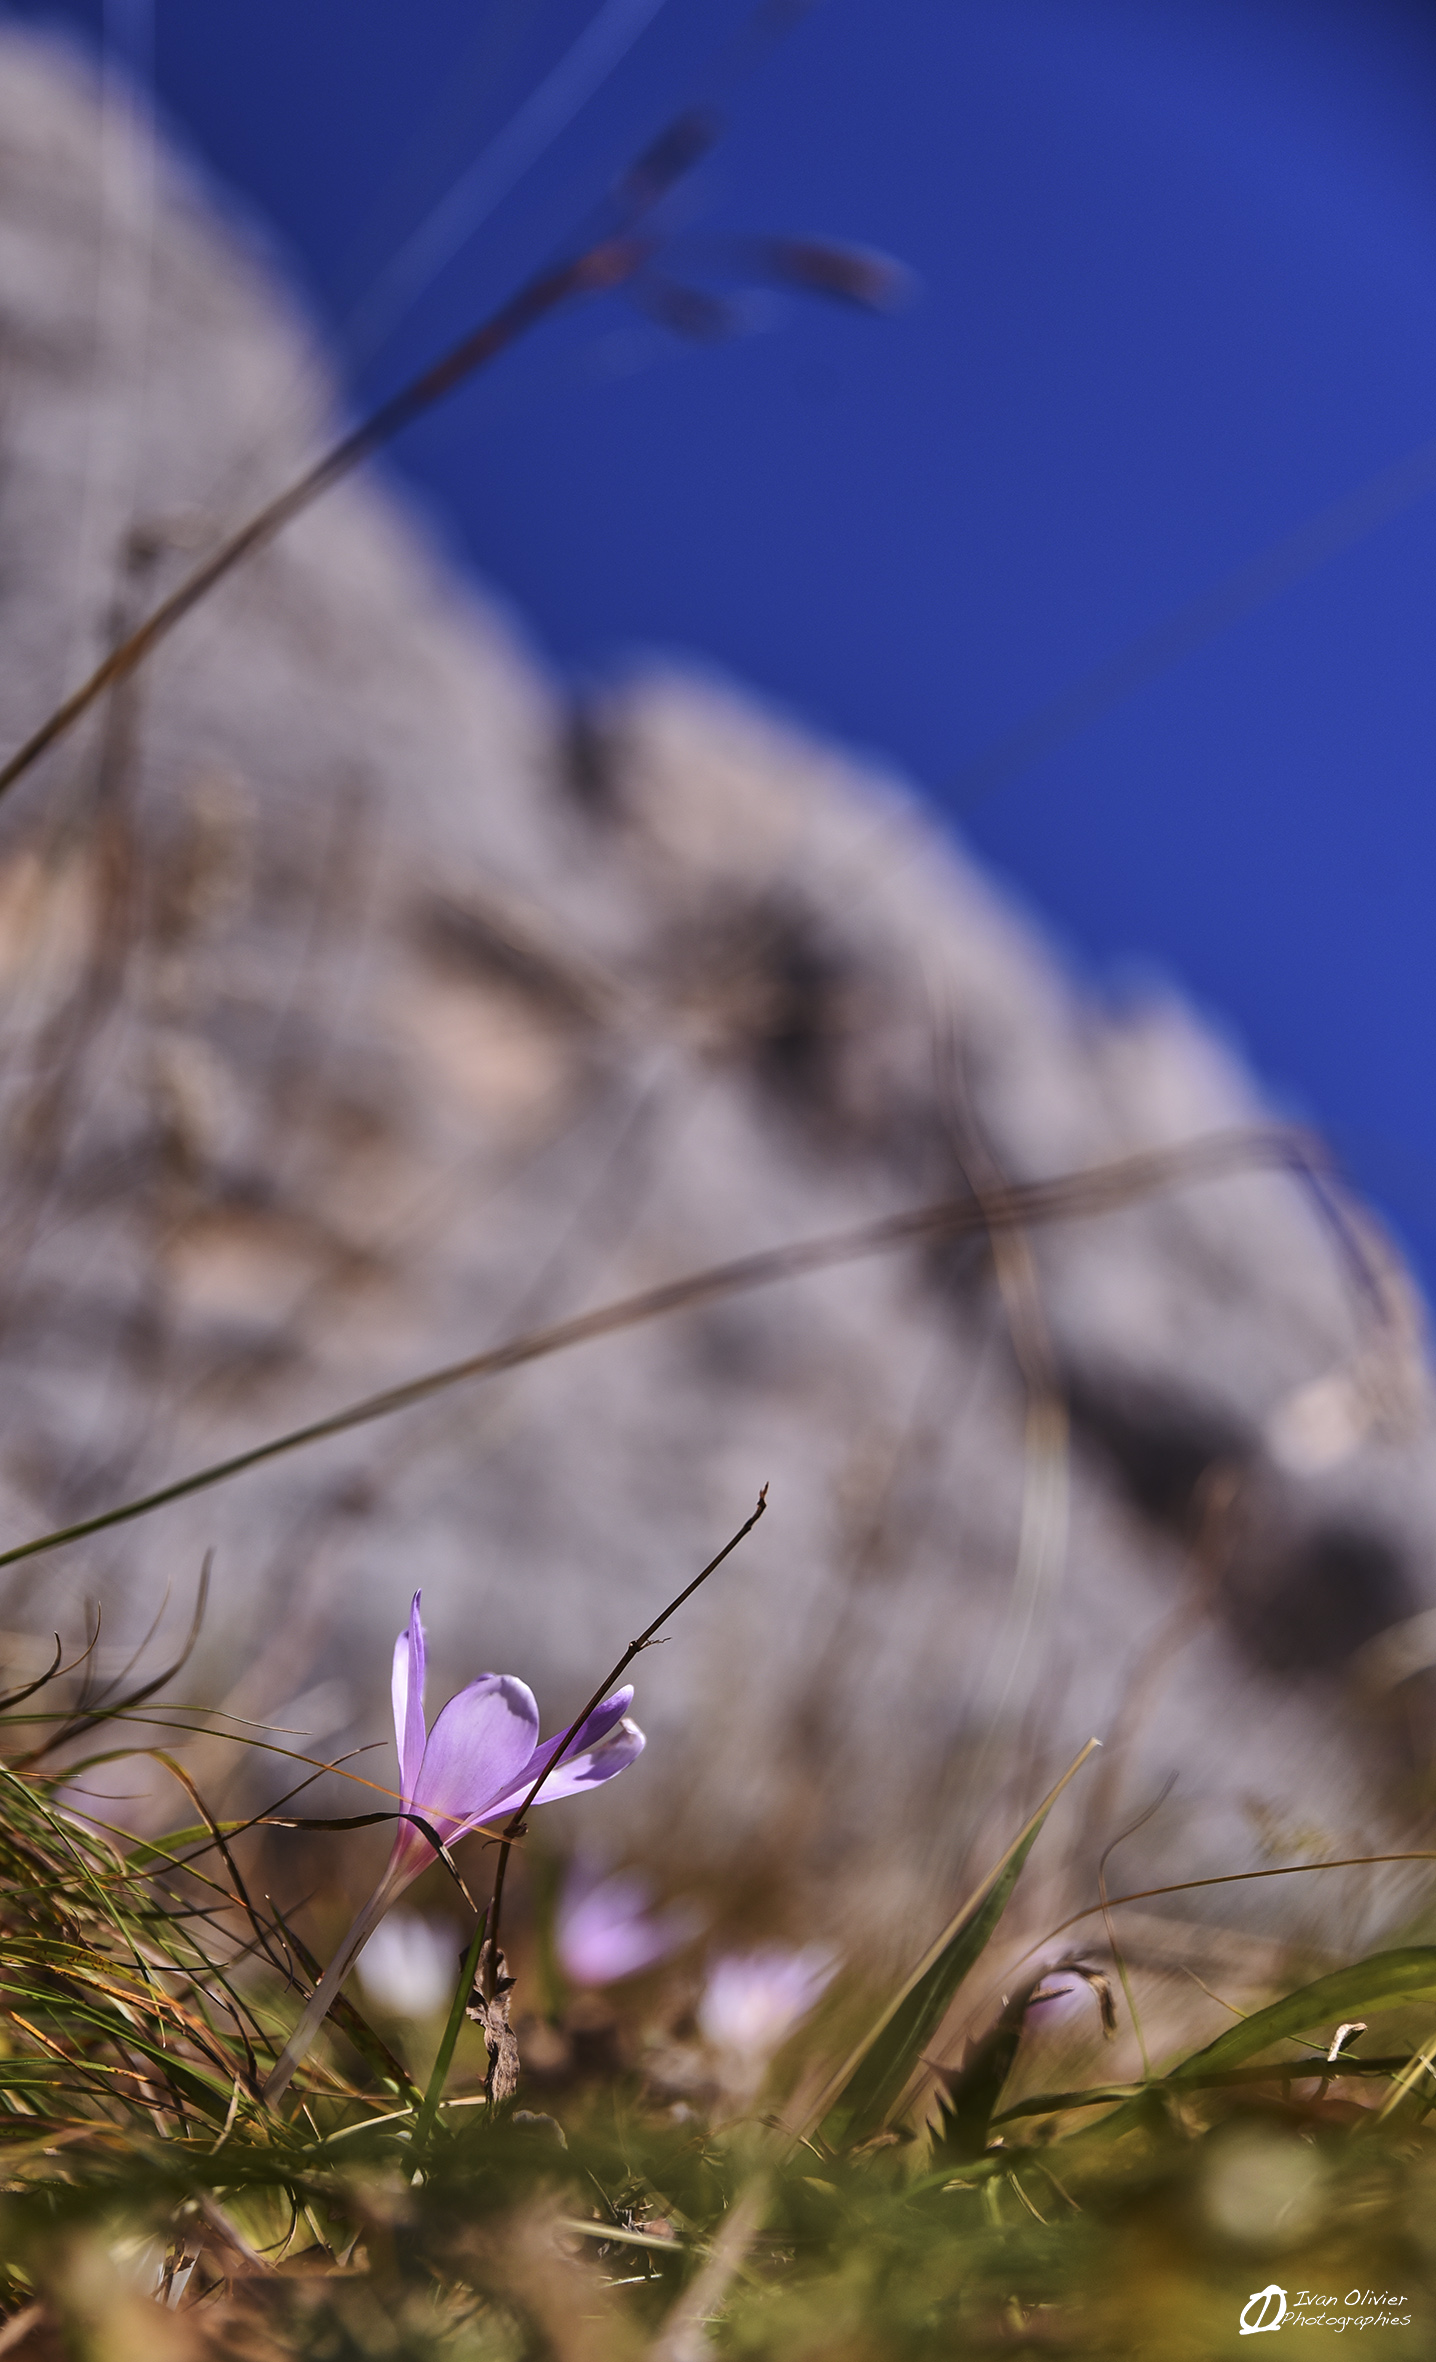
{"left": 413, "top": 1673, "right": 541, "bottom": 1846}
{"left": 484, "top": 1716, "right": 645, "bottom": 1819}
{"left": 508, "top": 1687, "right": 636, "bottom": 1800}
{"left": 391, "top": 1593, "right": 427, "bottom": 1800}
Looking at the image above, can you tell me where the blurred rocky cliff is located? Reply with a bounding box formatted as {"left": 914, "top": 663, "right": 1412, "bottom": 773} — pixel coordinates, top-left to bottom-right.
{"left": 0, "top": 27, "right": 1431, "bottom": 1951}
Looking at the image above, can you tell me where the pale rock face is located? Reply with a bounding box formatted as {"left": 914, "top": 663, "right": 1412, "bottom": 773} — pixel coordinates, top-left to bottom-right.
{"left": 0, "top": 27, "right": 1430, "bottom": 1956}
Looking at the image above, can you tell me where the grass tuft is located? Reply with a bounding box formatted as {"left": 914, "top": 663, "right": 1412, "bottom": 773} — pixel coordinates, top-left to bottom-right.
{"left": 0, "top": 1632, "right": 1431, "bottom": 2356}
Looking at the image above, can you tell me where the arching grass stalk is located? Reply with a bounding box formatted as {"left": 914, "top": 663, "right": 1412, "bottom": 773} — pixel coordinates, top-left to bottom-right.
{"left": 0, "top": 1128, "right": 1352, "bottom": 1578}
{"left": 0, "top": 7, "right": 900, "bottom": 814}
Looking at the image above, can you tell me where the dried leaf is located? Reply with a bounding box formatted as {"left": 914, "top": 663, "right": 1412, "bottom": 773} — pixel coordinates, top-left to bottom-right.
{"left": 467, "top": 1940, "right": 520, "bottom": 2103}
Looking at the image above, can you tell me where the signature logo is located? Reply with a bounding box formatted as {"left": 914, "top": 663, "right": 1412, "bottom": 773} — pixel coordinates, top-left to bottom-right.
{"left": 1240, "top": 2285, "right": 1287, "bottom": 2335}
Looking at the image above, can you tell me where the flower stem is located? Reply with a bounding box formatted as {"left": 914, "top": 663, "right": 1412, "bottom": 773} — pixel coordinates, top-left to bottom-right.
{"left": 263, "top": 1879, "right": 395, "bottom": 2106}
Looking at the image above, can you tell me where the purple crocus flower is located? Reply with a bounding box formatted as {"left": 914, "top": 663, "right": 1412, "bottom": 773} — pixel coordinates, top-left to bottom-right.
{"left": 264, "top": 1593, "right": 644, "bottom": 2101}
{"left": 555, "top": 1864, "right": 698, "bottom": 1987}
{"left": 383, "top": 1595, "right": 645, "bottom": 1884}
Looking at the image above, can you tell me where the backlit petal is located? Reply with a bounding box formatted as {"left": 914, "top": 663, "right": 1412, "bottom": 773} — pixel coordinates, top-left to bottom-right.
{"left": 510, "top": 1687, "right": 636, "bottom": 1800}
{"left": 414, "top": 1673, "right": 540, "bottom": 1844}
{"left": 391, "top": 1593, "right": 428, "bottom": 1800}
{"left": 484, "top": 1716, "right": 645, "bottom": 1819}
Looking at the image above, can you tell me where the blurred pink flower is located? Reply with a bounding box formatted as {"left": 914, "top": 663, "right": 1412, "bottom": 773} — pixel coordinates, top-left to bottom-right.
{"left": 556, "top": 1865, "right": 698, "bottom": 1987}
{"left": 1025, "top": 1973, "right": 1088, "bottom": 2025}
{"left": 357, "top": 1911, "right": 456, "bottom": 2019}
{"left": 1024, "top": 1959, "right": 1114, "bottom": 2037}
{"left": 698, "top": 1943, "right": 838, "bottom": 2082}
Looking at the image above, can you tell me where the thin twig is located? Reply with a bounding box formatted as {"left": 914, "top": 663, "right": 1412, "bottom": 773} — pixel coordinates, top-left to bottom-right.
{"left": 1181, "top": 1965, "right": 1247, "bottom": 2021}
{"left": 482, "top": 1488, "right": 768, "bottom": 2001}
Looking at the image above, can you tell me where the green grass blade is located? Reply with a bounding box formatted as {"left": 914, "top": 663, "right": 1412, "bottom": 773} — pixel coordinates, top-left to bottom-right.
{"left": 414, "top": 1912, "right": 487, "bottom": 2147}
{"left": 814, "top": 1738, "right": 1100, "bottom": 2148}
{"left": 929, "top": 1984, "right": 1034, "bottom": 2162}
{"left": 1168, "top": 1946, "right": 1436, "bottom": 2080}
{"left": 122, "top": 1820, "right": 251, "bottom": 1872}
{"left": 993, "top": 2054, "right": 1416, "bottom": 2126}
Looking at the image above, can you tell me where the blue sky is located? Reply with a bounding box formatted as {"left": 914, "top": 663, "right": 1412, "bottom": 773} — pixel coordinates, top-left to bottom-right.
{"left": 10, "top": 0, "right": 1436, "bottom": 1278}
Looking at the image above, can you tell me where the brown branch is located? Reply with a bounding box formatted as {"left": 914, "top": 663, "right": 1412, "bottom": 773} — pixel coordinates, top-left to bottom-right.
{"left": 481, "top": 1486, "right": 769, "bottom": 2009}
